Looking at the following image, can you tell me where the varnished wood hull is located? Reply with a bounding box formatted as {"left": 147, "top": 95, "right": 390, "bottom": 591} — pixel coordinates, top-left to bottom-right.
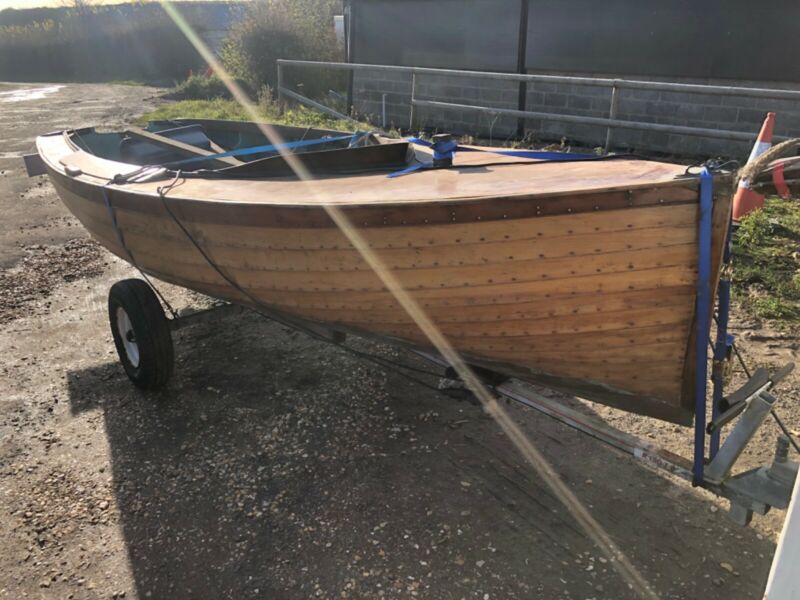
{"left": 37, "top": 130, "right": 731, "bottom": 424}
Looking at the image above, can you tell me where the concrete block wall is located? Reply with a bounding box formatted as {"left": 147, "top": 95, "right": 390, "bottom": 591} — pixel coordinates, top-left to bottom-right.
{"left": 352, "top": 69, "right": 414, "bottom": 131}
{"left": 525, "top": 73, "right": 800, "bottom": 158}
{"left": 413, "top": 74, "right": 519, "bottom": 143}
{"left": 352, "top": 68, "right": 800, "bottom": 159}
{"left": 353, "top": 69, "right": 519, "bottom": 142}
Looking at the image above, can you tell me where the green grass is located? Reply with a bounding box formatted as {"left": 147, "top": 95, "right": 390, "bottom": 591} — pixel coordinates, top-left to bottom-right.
{"left": 732, "top": 198, "right": 800, "bottom": 324}
{"left": 135, "top": 99, "right": 255, "bottom": 125}
{"left": 135, "top": 98, "right": 372, "bottom": 133}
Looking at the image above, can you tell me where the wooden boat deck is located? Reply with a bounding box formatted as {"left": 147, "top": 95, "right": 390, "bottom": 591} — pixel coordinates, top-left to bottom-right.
{"left": 49, "top": 132, "right": 692, "bottom": 205}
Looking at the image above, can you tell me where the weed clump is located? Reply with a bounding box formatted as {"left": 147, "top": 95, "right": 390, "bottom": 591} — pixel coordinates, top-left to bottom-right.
{"left": 732, "top": 199, "right": 800, "bottom": 324}
{"left": 166, "top": 73, "right": 253, "bottom": 101}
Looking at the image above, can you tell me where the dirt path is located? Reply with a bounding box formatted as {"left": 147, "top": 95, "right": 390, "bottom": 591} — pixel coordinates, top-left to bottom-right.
{"left": 0, "top": 83, "right": 794, "bottom": 600}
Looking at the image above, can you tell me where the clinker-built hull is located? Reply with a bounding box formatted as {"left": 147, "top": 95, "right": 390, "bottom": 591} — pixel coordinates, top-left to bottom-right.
{"left": 36, "top": 120, "right": 731, "bottom": 424}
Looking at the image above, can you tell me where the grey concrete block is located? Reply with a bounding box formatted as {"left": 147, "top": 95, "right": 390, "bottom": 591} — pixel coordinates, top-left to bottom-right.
{"left": 777, "top": 114, "right": 800, "bottom": 135}
{"left": 737, "top": 107, "right": 771, "bottom": 125}
{"left": 525, "top": 91, "right": 545, "bottom": 107}
{"left": 531, "top": 81, "right": 559, "bottom": 93}
{"left": 644, "top": 101, "right": 679, "bottom": 118}
{"left": 675, "top": 103, "right": 706, "bottom": 120}
{"left": 590, "top": 96, "right": 613, "bottom": 113}
{"left": 658, "top": 90, "right": 724, "bottom": 107}
{"left": 628, "top": 88, "right": 661, "bottom": 102}
{"left": 617, "top": 97, "right": 648, "bottom": 117}
{"left": 611, "top": 128, "right": 645, "bottom": 147}
{"left": 544, "top": 93, "right": 568, "bottom": 108}
{"left": 641, "top": 131, "right": 671, "bottom": 149}
{"left": 479, "top": 87, "right": 506, "bottom": 104}
{"left": 703, "top": 105, "right": 739, "bottom": 125}
{"left": 567, "top": 95, "right": 593, "bottom": 111}
{"left": 720, "top": 95, "right": 760, "bottom": 109}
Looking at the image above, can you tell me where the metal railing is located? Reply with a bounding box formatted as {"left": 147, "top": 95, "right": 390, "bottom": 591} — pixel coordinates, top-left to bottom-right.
{"left": 276, "top": 59, "right": 800, "bottom": 150}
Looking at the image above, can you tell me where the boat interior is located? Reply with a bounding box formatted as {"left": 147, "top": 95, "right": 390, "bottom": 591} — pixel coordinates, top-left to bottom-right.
{"left": 68, "top": 118, "right": 412, "bottom": 178}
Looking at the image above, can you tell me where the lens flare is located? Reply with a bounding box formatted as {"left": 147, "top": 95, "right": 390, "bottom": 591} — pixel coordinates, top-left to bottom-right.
{"left": 158, "top": 2, "right": 657, "bottom": 597}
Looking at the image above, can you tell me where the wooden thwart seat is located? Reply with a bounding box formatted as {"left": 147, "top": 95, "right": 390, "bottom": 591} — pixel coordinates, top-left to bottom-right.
{"left": 123, "top": 127, "right": 243, "bottom": 168}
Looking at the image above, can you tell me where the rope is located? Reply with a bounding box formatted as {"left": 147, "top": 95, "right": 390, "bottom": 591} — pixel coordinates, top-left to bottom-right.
{"left": 101, "top": 183, "right": 179, "bottom": 319}
{"left": 709, "top": 311, "right": 799, "bottom": 454}
{"left": 738, "top": 137, "right": 800, "bottom": 183}
{"left": 728, "top": 337, "right": 800, "bottom": 455}
{"left": 153, "top": 174, "right": 473, "bottom": 399}
{"left": 154, "top": 172, "right": 321, "bottom": 337}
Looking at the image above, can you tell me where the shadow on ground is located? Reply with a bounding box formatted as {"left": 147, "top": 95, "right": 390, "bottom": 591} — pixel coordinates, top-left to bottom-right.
{"left": 67, "top": 311, "right": 775, "bottom": 599}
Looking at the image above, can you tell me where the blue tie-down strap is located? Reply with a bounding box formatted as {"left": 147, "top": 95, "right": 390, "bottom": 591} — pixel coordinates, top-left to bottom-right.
{"left": 165, "top": 132, "right": 359, "bottom": 167}
{"left": 388, "top": 137, "right": 596, "bottom": 178}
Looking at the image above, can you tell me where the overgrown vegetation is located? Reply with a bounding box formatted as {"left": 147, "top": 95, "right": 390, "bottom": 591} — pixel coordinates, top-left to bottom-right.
{"left": 732, "top": 198, "right": 800, "bottom": 324}
{"left": 164, "top": 73, "right": 253, "bottom": 101}
{"left": 221, "top": 0, "right": 346, "bottom": 100}
{"left": 135, "top": 98, "right": 367, "bottom": 133}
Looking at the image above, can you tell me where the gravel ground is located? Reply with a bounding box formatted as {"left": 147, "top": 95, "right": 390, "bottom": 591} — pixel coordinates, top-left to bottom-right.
{"left": 0, "top": 82, "right": 796, "bottom": 600}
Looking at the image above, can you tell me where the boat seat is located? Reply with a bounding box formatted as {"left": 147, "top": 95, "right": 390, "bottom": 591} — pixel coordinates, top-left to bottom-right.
{"left": 120, "top": 125, "right": 242, "bottom": 168}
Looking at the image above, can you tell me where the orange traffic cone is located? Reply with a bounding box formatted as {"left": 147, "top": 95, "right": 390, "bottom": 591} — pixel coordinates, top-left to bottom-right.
{"left": 732, "top": 112, "right": 776, "bottom": 221}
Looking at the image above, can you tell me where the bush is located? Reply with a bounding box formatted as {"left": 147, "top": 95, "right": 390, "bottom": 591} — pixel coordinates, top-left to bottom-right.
{"left": 221, "top": 0, "right": 345, "bottom": 101}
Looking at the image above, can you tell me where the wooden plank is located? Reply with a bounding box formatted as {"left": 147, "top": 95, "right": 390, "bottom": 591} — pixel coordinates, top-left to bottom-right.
{"left": 123, "top": 127, "right": 242, "bottom": 168}
{"left": 67, "top": 188, "right": 691, "bottom": 239}
{"left": 87, "top": 197, "right": 700, "bottom": 250}
{"left": 290, "top": 286, "right": 696, "bottom": 324}
{"left": 77, "top": 206, "right": 699, "bottom": 317}
{"left": 374, "top": 308, "right": 692, "bottom": 341}
{"left": 108, "top": 220, "right": 696, "bottom": 272}
{"left": 121, "top": 264, "right": 696, "bottom": 312}
{"left": 110, "top": 242, "right": 695, "bottom": 294}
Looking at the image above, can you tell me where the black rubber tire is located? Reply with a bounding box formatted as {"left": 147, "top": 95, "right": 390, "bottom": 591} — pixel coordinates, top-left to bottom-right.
{"left": 108, "top": 279, "right": 174, "bottom": 390}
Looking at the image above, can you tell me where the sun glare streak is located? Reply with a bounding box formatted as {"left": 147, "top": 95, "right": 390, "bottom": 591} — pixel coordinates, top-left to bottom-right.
{"left": 159, "top": 2, "right": 658, "bottom": 597}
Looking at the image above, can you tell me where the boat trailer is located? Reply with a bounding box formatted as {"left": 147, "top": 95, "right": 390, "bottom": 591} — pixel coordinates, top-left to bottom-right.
{"left": 132, "top": 284, "right": 796, "bottom": 518}
{"left": 117, "top": 284, "right": 798, "bottom": 527}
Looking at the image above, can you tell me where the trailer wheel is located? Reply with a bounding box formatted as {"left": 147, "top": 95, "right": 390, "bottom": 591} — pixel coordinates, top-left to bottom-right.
{"left": 108, "top": 279, "right": 174, "bottom": 390}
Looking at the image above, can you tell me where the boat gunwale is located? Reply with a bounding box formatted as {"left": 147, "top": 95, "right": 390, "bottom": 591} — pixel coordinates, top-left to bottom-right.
{"left": 41, "top": 159, "right": 709, "bottom": 233}
{"left": 37, "top": 128, "right": 718, "bottom": 215}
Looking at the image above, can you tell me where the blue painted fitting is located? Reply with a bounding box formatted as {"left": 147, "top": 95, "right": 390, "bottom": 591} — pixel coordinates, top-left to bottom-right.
{"left": 693, "top": 169, "right": 714, "bottom": 485}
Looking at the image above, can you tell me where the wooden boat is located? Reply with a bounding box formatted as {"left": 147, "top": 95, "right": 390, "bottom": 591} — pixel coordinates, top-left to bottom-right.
{"left": 34, "top": 118, "right": 732, "bottom": 424}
